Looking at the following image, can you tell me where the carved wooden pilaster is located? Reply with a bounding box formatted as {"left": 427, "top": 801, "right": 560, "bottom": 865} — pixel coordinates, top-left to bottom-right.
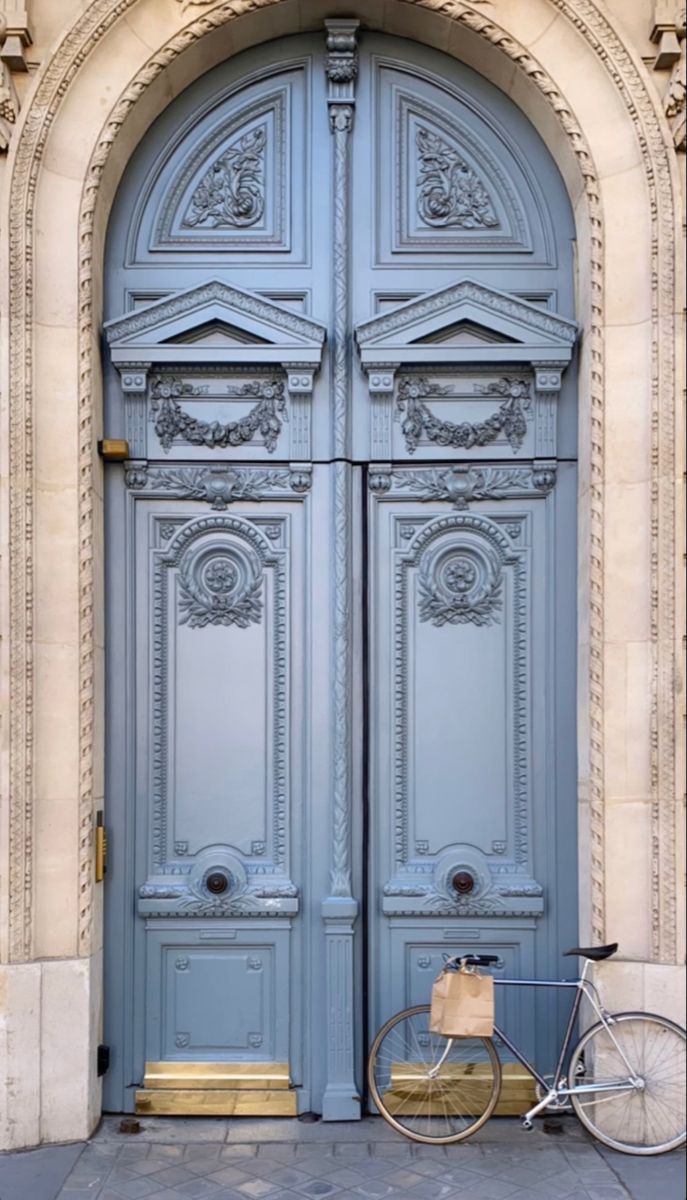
{"left": 286, "top": 364, "right": 315, "bottom": 460}
{"left": 322, "top": 18, "right": 360, "bottom": 1122}
{"left": 532, "top": 361, "right": 565, "bottom": 459}
{"left": 117, "top": 365, "right": 149, "bottom": 459}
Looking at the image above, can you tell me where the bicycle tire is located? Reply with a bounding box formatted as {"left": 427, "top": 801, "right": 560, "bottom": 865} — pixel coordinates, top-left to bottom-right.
{"left": 367, "top": 1003, "right": 501, "bottom": 1144}
{"left": 568, "top": 1010, "right": 686, "bottom": 1155}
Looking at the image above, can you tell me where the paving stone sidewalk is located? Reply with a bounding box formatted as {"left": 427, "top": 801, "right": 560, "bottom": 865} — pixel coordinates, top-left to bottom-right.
{"left": 0, "top": 1117, "right": 683, "bottom": 1200}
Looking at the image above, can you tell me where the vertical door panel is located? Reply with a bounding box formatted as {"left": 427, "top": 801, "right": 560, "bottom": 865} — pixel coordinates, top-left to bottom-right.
{"left": 368, "top": 468, "right": 576, "bottom": 1067}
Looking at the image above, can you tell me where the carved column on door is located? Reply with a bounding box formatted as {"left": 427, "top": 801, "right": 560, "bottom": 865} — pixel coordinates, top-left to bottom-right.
{"left": 322, "top": 17, "right": 360, "bottom": 1122}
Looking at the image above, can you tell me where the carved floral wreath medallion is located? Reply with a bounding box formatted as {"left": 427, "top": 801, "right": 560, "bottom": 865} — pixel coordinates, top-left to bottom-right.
{"left": 177, "top": 540, "right": 263, "bottom": 628}
{"left": 418, "top": 542, "right": 503, "bottom": 627}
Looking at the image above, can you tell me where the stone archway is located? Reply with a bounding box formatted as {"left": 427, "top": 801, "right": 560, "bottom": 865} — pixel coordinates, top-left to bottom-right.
{"left": 0, "top": 0, "right": 681, "bottom": 1148}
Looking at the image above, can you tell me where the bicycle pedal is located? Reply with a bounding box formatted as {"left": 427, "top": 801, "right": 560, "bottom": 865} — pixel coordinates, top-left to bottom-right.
{"left": 521, "top": 1118, "right": 534, "bottom": 1131}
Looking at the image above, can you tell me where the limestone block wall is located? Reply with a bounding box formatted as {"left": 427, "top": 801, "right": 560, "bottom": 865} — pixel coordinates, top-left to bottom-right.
{"left": 0, "top": 0, "right": 684, "bottom": 1150}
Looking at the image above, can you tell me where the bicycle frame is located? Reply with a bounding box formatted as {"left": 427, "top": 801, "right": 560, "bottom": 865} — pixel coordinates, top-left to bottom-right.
{"left": 436, "top": 959, "right": 643, "bottom": 1126}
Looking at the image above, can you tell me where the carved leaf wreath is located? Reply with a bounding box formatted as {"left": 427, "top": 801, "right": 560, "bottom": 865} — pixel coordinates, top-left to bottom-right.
{"left": 178, "top": 572, "right": 263, "bottom": 629}
{"left": 418, "top": 572, "right": 503, "bottom": 627}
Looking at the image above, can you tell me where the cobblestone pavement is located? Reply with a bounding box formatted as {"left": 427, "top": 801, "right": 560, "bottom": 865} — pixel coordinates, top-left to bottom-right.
{"left": 18, "top": 1116, "right": 678, "bottom": 1200}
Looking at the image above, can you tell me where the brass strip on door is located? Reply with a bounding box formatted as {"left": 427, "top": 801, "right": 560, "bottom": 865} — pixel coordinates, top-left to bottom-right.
{"left": 136, "top": 1062, "right": 297, "bottom": 1116}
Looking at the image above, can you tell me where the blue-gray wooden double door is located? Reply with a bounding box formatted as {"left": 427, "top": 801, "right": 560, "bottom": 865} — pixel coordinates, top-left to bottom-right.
{"left": 103, "top": 28, "right": 578, "bottom": 1117}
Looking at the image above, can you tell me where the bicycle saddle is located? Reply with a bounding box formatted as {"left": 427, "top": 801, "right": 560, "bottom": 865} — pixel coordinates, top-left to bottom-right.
{"left": 563, "top": 943, "right": 618, "bottom": 961}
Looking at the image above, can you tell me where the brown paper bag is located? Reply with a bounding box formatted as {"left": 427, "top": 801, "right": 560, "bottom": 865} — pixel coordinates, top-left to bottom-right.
{"left": 429, "top": 966, "right": 494, "bottom": 1037}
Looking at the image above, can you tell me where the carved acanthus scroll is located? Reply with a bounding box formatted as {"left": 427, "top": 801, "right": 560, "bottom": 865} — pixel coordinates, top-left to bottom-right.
{"left": 182, "top": 126, "right": 266, "bottom": 228}
{"left": 416, "top": 126, "right": 499, "bottom": 229}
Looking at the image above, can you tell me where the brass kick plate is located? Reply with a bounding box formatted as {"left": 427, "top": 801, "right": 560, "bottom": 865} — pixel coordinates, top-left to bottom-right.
{"left": 136, "top": 1061, "right": 297, "bottom": 1117}
{"left": 143, "top": 1061, "right": 290, "bottom": 1090}
{"left": 135, "top": 1088, "right": 297, "bottom": 1117}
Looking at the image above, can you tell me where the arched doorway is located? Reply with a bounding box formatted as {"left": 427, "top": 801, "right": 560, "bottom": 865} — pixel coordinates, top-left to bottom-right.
{"left": 103, "top": 23, "right": 578, "bottom": 1119}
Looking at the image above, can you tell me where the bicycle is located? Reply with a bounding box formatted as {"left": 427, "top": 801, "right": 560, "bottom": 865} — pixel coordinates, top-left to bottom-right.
{"left": 368, "top": 943, "right": 686, "bottom": 1155}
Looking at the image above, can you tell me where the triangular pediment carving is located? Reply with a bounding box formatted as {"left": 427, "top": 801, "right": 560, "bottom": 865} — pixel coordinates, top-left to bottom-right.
{"left": 105, "top": 279, "right": 326, "bottom": 367}
{"left": 355, "top": 279, "right": 577, "bottom": 368}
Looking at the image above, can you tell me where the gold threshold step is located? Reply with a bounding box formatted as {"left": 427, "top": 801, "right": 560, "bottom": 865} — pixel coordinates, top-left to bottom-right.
{"left": 383, "top": 1062, "right": 537, "bottom": 1119}
{"left": 136, "top": 1088, "right": 297, "bottom": 1117}
{"left": 136, "top": 1062, "right": 297, "bottom": 1116}
{"left": 142, "top": 1061, "right": 290, "bottom": 1090}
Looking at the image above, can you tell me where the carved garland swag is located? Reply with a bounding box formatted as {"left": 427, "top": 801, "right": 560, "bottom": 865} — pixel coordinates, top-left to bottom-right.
{"left": 397, "top": 375, "right": 532, "bottom": 454}
{"left": 150, "top": 375, "right": 287, "bottom": 453}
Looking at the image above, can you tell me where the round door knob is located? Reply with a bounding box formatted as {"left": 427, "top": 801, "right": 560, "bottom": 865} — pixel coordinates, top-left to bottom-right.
{"left": 452, "top": 870, "right": 475, "bottom": 896}
{"left": 206, "top": 871, "right": 230, "bottom": 895}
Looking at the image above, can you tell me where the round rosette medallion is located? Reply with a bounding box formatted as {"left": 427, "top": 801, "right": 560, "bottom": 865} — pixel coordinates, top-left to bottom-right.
{"left": 178, "top": 538, "right": 263, "bottom": 628}
{"left": 419, "top": 536, "right": 503, "bottom": 626}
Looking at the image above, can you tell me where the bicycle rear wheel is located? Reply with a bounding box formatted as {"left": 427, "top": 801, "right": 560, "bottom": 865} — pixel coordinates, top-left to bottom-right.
{"left": 569, "top": 1011, "right": 686, "bottom": 1155}
{"left": 368, "top": 1004, "right": 501, "bottom": 1144}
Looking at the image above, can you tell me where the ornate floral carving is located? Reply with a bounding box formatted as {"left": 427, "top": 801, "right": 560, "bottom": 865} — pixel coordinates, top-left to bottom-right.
{"left": 178, "top": 543, "right": 263, "bottom": 629}
{"left": 325, "top": 20, "right": 359, "bottom": 85}
{"left": 148, "top": 466, "right": 292, "bottom": 507}
{"left": 416, "top": 126, "right": 499, "bottom": 229}
{"left": 418, "top": 544, "right": 503, "bottom": 626}
{"left": 664, "top": 16, "right": 686, "bottom": 150}
{"left": 397, "top": 376, "right": 531, "bottom": 454}
{"left": 391, "top": 463, "right": 556, "bottom": 508}
{"left": 150, "top": 376, "right": 286, "bottom": 453}
{"left": 0, "top": 63, "right": 18, "bottom": 153}
{"left": 182, "top": 126, "right": 266, "bottom": 228}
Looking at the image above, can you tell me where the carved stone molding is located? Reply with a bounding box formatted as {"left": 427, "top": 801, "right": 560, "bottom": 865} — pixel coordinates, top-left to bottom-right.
{"left": 4, "top": 0, "right": 679, "bottom": 970}
{"left": 650, "top": 4, "right": 686, "bottom": 149}
{"left": 0, "top": 9, "right": 27, "bottom": 151}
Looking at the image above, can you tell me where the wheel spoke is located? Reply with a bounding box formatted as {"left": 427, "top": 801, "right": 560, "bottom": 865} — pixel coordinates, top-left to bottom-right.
{"left": 368, "top": 1004, "right": 499, "bottom": 1144}
{"left": 570, "top": 1014, "right": 686, "bottom": 1154}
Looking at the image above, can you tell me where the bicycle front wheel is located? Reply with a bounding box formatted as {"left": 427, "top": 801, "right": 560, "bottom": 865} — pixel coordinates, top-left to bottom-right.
{"left": 569, "top": 1011, "right": 686, "bottom": 1155}
{"left": 368, "top": 1004, "right": 501, "bottom": 1144}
